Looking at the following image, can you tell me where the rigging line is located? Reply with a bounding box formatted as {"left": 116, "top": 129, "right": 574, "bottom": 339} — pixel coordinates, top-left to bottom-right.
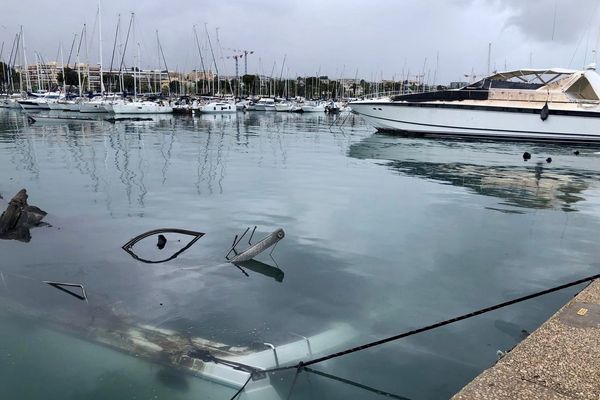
{"left": 261, "top": 271, "right": 600, "bottom": 374}
{"left": 229, "top": 374, "right": 252, "bottom": 400}
{"left": 304, "top": 367, "right": 412, "bottom": 400}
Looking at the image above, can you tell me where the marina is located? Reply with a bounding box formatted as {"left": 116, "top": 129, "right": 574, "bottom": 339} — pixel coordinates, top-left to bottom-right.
{"left": 3, "top": 1, "right": 600, "bottom": 399}
{"left": 1, "top": 108, "right": 600, "bottom": 399}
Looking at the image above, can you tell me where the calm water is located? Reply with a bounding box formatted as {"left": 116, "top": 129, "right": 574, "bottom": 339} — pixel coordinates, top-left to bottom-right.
{"left": 1, "top": 109, "right": 600, "bottom": 399}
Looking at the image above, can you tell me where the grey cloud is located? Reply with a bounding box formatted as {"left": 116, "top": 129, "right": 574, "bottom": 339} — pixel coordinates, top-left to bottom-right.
{"left": 0, "top": 0, "right": 596, "bottom": 83}
{"left": 493, "top": 0, "right": 599, "bottom": 43}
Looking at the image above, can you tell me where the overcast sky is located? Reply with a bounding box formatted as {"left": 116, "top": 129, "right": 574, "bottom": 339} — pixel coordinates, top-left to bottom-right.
{"left": 1, "top": 0, "right": 599, "bottom": 83}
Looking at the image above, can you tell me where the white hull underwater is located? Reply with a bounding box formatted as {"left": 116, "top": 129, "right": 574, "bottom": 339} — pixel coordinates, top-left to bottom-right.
{"left": 350, "top": 101, "right": 600, "bottom": 142}
{"left": 111, "top": 101, "right": 173, "bottom": 114}
{"left": 0, "top": 282, "right": 356, "bottom": 400}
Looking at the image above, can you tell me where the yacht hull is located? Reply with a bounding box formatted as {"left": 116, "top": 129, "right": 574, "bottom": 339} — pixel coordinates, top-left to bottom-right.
{"left": 79, "top": 102, "right": 110, "bottom": 113}
{"left": 351, "top": 102, "right": 600, "bottom": 142}
{"left": 198, "top": 102, "right": 236, "bottom": 113}
{"left": 18, "top": 101, "right": 51, "bottom": 111}
{"left": 111, "top": 103, "right": 173, "bottom": 114}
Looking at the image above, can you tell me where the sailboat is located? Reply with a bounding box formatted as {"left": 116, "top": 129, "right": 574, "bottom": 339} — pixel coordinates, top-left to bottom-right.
{"left": 110, "top": 16, "right": 173, "bottom": 114}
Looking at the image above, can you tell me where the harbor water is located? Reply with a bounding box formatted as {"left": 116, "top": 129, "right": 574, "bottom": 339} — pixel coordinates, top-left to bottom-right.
{"left": 1, "top": 110, "right": 600, "bottom": 399}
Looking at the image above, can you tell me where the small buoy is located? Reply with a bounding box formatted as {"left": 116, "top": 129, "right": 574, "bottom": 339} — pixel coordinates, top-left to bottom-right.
{"left": 523, "top": 152, "right": 531, "bottom": 161}
{"left": 157, "top": 234, "right": 167, "bottom": 250}
{"left": 574, "top": 150, "right": 580, "bottom": 155}
{"left": 546, "top": 157, "right": 552, "bottom": 163}
{"left": 540, "top": 101, "right": 549, "bottom": 121}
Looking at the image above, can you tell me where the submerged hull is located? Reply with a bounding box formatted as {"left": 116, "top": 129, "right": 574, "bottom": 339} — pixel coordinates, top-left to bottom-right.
{"left": 350, "top": 101, "right": 600, "bottom": 142}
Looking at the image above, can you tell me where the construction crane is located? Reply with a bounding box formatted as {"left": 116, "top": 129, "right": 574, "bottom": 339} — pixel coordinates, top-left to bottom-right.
{"left": 226, "top": 49, "right": 254, "bottom": 97}
{"left": 226, "top": 48, "right": 254, "bottom": 75}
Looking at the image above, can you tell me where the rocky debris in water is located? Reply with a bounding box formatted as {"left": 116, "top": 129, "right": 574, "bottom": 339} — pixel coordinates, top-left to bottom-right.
{"left": 157, "top": 234, "right": 167, "bottom": 250}
{"left": 0, "top": 189, "right": 48, "bottom": 242}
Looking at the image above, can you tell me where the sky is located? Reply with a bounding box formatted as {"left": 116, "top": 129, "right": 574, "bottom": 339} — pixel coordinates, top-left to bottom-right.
{"left": 1, "top": 0, "right": 599, "bottom": 84}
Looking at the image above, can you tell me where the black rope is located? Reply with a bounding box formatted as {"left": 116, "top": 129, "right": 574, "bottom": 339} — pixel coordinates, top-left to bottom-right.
{"left": 304, "top": 367, "right": 412, "bottom": 399}
{"left": 225, "top": 273, "right": 598, "bottom": 400}
{"left": 262, "top": 273, "right": 599, "bottom": 374}
{"left": 229, "top": 374, "right": 252, "bottom": 400}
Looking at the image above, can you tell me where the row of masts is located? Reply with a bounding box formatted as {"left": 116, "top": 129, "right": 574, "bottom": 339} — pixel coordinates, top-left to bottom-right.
{"left": 0, "top": 5, "right": 448, "bottom": 101}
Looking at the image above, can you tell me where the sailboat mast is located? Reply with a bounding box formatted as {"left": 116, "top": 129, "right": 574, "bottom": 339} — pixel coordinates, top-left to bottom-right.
{"left": 20, "top": 26, "right": 31, "bottom": 92}
{"left": 156, "top": 30, "right": 171, "bottom": 97}
{"left": 204, "top": 24, "right": 219, "bottom": 95}
{"left": 98, "top": 1, "right": 105, "bottom": 94}
{"left": 7, "top": 33, "right": 19, "bottom": 93}
{"left": 118, "top": 13, "right": 134, "bottom": 96}
{"left": 108, "top": 15, "right": 120, "bottom": 94}
{"left": 193, "top": 25, "right": 208, "bottom": 95}
{"left": 60, "top": 43, "right": 66, "bottom": 95}
{"left": 75, "top": 26, "right": 85, "bottom": 97}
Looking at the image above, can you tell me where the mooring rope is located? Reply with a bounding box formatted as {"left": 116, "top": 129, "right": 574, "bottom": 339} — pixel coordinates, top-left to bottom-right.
{"left": 229, "top": 271, "right": 599, "bottom": 400}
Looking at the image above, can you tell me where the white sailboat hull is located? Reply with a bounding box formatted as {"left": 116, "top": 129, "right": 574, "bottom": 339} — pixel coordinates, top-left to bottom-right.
{"left": 350, "top": 101, "right": 600, "bottom": 142}
{"left": 301, "top": 104, "right": 325, "bottom": 113}
{"left": 79, "top": 102, "right": 110, "bottom": 113}
{"left": 111, "top": 102, "right": 173, "bottom": 114}
{"left": 274, "top": 103, "right": 293, "bottom": 112}
{"left": 198, "top": 102, "right": 236, "bottom": 113}
{"left": 18, "top": 100, "right": 51, "bottom": 110}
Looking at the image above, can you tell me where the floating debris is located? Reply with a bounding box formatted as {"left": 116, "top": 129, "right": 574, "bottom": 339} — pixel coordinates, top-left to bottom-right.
{"left": 0, "top": 189, "right": 48, "bottom": 242}
{"left": 157, "top": 234, "right": 167, "bottom": 250}
{"left": 43, "top": 281, "right": 88, "bottom": 302}
{"left": 226, "top": 226, "right": 285, "bottom": 263}
{"left": 122, "top": 228, "right": 205, "bottom": 264}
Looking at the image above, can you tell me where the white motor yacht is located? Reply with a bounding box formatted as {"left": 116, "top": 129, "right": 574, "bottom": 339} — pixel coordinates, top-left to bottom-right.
{"left": 18, "top": 92, "right": 61, "bottom": 111}
{"left": 350, "top": 65, "right": 600, "bottom": 142}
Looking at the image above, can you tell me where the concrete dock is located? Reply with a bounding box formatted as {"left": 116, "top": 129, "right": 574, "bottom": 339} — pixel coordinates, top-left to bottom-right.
{"left": 452, "top": 280, "right": 600, "bottom": 399}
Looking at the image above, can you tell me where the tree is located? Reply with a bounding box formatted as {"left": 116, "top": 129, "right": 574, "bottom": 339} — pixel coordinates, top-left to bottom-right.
{"left": 56, "top": 67, "right": 79, "bottom": 86}
{"left": 242, "top": 74, "right": 258, "bottom": 95}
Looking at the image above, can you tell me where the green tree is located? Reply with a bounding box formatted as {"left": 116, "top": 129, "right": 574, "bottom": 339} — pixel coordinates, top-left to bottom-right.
{"left": 56, "top": 67, "right": 79, "bottom": 86}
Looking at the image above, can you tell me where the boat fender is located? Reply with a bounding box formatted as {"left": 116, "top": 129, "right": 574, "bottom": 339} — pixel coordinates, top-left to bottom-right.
{"left": 540, "top": 101, "right": 549, "bottom": 121}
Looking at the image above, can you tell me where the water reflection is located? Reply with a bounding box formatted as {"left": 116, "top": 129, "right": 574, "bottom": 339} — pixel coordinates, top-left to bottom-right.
{"left": 349, "top": 134, "right": 600, "bottom": 211}
{"left": 233, "top": 259, "right": 285, "bottom": 282}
